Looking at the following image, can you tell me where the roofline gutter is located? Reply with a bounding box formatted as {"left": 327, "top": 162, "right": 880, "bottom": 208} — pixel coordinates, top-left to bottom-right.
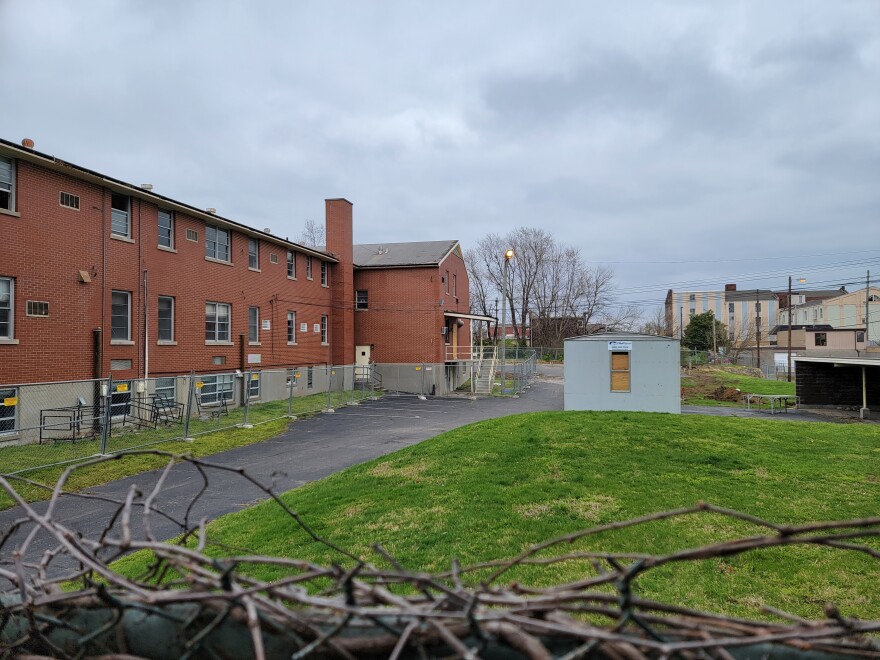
{"left": 0, "top": 138, "right": 337, "bottom": 263}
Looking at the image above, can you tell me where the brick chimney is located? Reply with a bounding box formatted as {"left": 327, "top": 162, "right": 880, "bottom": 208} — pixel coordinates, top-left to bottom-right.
{"left": 724, "top": 283, "right": 737, "bottom": 292}
{"left": 325, "top": 199, "right": 354, "bottom": 366}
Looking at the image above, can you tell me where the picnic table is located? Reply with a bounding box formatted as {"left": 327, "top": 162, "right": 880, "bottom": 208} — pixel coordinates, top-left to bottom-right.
{"left": 741, "top": 393, "right": 800, "bottom": 415}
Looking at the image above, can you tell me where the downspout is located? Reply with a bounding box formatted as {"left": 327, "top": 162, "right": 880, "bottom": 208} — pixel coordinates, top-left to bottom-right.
{"left": 100, "top": 189, "right": 107, "bottom": 378}
{"left": 143, "top": 269, "right": 149, "bottom": 382}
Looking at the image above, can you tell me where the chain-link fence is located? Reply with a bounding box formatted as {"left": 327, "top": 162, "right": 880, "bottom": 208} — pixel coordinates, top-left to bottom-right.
{"left": 0, "top": 365, "right": 380, "bottom": 467}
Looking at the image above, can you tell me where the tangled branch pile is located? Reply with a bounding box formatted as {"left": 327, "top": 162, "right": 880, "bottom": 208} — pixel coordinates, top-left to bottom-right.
{"left": 1, "top": 452, "right": 878, "bottom": 659}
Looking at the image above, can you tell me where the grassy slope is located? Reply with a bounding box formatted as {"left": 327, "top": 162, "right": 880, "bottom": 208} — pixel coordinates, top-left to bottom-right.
{"left": 682, "top": 366, "right": 795, "bottom": 407}
{"left": 117, "top": 411, "right": 880, "bottom": 620}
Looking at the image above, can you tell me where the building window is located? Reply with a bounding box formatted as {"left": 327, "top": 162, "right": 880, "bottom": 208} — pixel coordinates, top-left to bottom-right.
{"left": 269, "top": 253, "right": 278, "bottom": 264}
{"left": 0, "top": 157, "right": 14, "bottom": 212}
{"left": 155, "top": 377, "right": 176, "bottom": 401}
{"left": 453, "top": 273, "right": 457, "bottom": 296}
{"left": 306, "top": 256, "right": 313, "bottom": 279}
{"left": 110, "top": 193, "right": 130, "bottom": 237}
{"left": 158, "top": 296, "right": 174, "bottom": 341}
{"left": 356, "top": 290, "right": 368, "bottom": 310}
{"left": 249, "top": 306, "right": 259, "bottom": 343}
{"left": 248, "top": 237, "right": 259, "bottom": 269}
{"left": 248, "top": 373, "right": 260, "bottom": 398}
{"left": 815, "top": 333, "right": 827, "bottom": 347}
{"left": 857, "top": 331, "right": 865, "bottom": 343}
{"left": 199, "top": 374, "right": 233, "bottom": 404}
{"left": 321, "top": 314, "right": 328, "bottom": 344}
{"left": 728, "top": 303, "right": 735, "bottom": 313}
{"left": 445, "top": 270, "right": 450, "bottom": 294}
{"left": 26, "top": 301, "right": 49, "bottom": 317}
{"left": 206, "top": 225, "right": 230, "bottom": 261}
{"left": 610, "top": 352, "right": 631, "bottom": 392}
{"left": 320, "top": 261, "right": 329, "bottom": 286}
{"left": 109, "top": 381, "right": 132, "bottom": 418}
{"left": 205, "top": 302, "right": 231, "bottom": 342}
{"left": 287, "top": 250, "right": 296, "bottom": 278}
{"left": 287, "top": 311, "right": 296, "bottom": 343}
{"left": 60, "top": 192, "right": 80, "bottom": 210}
{"left": 689, "top": 293, "right": 696, "bottom": 302}
{"left": 0, "top": 387, "right": 17, "bottom": 435}
{"left": 111, "top": 291, "right": 131, "bottom": 341}
{"left": 689, "top": 308, "right": 695, "bottom": 316}
{"left": 307, "top": 366, "right": 313, "bottom": 389}
{"left": 0, "top": 277, "right": 11, "bottom": 339}
{"left": 186, "top": 228, "right": 199, "bottom": 242}
{"left": 158, "top": 209, "right": 174, "bottom": 248}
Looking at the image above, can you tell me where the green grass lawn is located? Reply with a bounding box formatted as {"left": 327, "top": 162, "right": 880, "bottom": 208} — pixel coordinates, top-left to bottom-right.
{"left": 682, "top": 366, "right": 795, "bottom": 407}
{"left": 0, "top": 390, "right": 376, "bottom": 510}
{"left": 114, "top": 411, "right": 880, "bottom": 621}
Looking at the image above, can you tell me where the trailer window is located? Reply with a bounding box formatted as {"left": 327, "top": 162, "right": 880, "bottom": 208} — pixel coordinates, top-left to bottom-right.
{"left": 610, "top": 352, "right": 630, "bottom": 392}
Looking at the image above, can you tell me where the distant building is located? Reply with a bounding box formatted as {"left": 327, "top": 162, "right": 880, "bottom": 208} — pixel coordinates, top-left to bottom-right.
{"left": 665, "top": 284, "right": 776, "bottom": 345}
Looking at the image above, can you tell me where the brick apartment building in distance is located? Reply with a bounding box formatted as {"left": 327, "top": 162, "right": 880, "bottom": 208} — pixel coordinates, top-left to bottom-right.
{"left": 0, "top": 137, "right": 479, "bottom": 403}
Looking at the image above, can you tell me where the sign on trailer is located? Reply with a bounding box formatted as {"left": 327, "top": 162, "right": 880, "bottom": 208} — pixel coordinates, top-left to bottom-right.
{"left": 608, "top": 341, "right": 633, "bottom": 351}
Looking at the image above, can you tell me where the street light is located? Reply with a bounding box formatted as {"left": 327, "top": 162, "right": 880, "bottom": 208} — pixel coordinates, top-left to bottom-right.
{"left": 787, "top": 276, "right": 806, "bottom": 382}
{"left": 500, "top": 249, "right": 515, "bottom": 394}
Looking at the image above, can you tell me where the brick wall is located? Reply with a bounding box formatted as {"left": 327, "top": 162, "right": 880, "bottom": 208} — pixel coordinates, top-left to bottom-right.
{"left": 353, "top": 246, "right": 471, "bottom": 364}
{"left": 796, "top": 362, "right": 880, "bottom": 407}
{"left": 325, "top": 199, "right": 354, "bottom": 366}
{"left": 0, "top": 156, "right": 335, "bottom": 385}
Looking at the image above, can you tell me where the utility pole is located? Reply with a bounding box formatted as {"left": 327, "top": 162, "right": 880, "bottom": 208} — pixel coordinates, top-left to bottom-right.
{"left": 866, "top": 270, "right": 871, "bottom": 346}
{"left": 679, "top": 306, "right": 683, "bottom": 340}
{"left": 712, "top": 310, "right": 717, "bottom": 358}
{"left": 499, "top": 249, "right": 514, "bottom": 394}
{"left": 755, "top": 301, "right": 761, "bottom": 371}
{"left": 787, "top": 276, "right": 792, "bottom": 382}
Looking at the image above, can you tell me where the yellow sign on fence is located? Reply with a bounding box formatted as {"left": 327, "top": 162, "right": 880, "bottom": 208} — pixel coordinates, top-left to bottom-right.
{"left": 195, "top": 382, "right": 204, "bottom": 389}
{"left": 3, "top": 397, "right": 17, "bottom": 407}
{"left": 251, "top": 374, "right": 258, "bottom": 380}
{"left": 116, "top": 384, "right": 129, "bottom": 392}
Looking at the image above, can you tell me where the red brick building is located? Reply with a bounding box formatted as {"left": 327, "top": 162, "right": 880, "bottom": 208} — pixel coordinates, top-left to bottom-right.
{"left": 0, "top": 138, "right": 482, "bottom": 396}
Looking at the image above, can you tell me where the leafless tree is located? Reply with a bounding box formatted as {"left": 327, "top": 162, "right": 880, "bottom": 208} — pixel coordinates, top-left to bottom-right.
{"left": 468, "top": 228, "right": 637, "bottom": 345}
{"left": 298, "top": 218, "right": 324, "bottom": 246}
{"left": 640, "top": 306, "right": 671, "bottom": 336}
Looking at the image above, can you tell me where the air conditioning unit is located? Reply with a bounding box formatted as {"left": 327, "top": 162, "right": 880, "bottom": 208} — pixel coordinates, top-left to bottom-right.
{"left": 440, "top": 327, "right": 449, "bottom": 335}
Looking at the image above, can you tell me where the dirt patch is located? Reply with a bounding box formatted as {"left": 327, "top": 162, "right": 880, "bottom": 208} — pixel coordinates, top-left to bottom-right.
{"left": 711, "top": 386, "right": 742, "bottom": 403}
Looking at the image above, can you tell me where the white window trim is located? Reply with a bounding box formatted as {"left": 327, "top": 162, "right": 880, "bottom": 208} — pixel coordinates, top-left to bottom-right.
{"left": 0, "top": 156, "right": 16, "bottom": 214}
{"left": 321, "top": 261, "right": 329, "bottom": 287}
{"left": 287, "top": 250, "right": 297, "bottom": 279}
{"left": 158, "top": 209, "right": 175, "bottom": 250}
{"left": 111, "top": 290, "right": 131, "bottom": 342}
{"left": 206, "top": 301, "right": 231, "bottom": 343}
{"left": 320, "top": 314, "right": 329, "bottom": 345}
{"left": 248, "top": 306, "right": 260, "bottom": 345}
{"left": 205, "top": 225, "right": 231, "bottom": 262}
{"left": 158, "top": 295, "right": 175, "bottom": 342}
{"left": 0, "top": 276, "right": 13, "bottom": 341}
{"left": 287, "top": 311, "right": 297, "bottom": 345}
{"left": 248, "top": 238, "right": 260, "bottom": 271}
{"left": 306, "top": 256, "right": 313, "bottom": 280}
{"left": 110, "top": 193, "right": 131, "bottom": 238}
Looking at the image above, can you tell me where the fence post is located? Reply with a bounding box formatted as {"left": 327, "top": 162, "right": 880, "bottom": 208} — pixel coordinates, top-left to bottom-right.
{"left": 99, "top": 374, "right": 113, "bottom": 454}
{"left": 183, "top": 371, "right": 195, "bottom": 441}
{"left": 240, "top": 370, "right": 253, "bottom": 428}
{"left": 418, "top": 364, "right": 426, "bottom": 399}
{"left": 287, "top": 368, "right": 296, "bottom": 418}
{"left": 324, "top": 366, "right": 335, "bottom": 412}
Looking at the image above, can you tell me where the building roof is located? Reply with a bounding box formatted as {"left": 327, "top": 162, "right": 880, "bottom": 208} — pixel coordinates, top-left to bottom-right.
{"left": 565, "top": 331, "right": 679, "bottom": 343}
{"left": 352, "top": 241, "right": 460, "bottom": 268}
{"left": 768, "top": 324, "right": 834, "bottom": 335}
{"left": 724, "top": 289, "right": 777, "bottom": 302}
{"left": 0, "top": 137, "right": 336, "bottom": 262}
{"left": 794, "top": 355, "right": 880, "bottom": 367}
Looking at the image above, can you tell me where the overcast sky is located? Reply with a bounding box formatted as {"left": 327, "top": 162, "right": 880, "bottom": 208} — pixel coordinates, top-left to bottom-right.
{"left": 2, "top": 0, "right": 878, "bottom": 315}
